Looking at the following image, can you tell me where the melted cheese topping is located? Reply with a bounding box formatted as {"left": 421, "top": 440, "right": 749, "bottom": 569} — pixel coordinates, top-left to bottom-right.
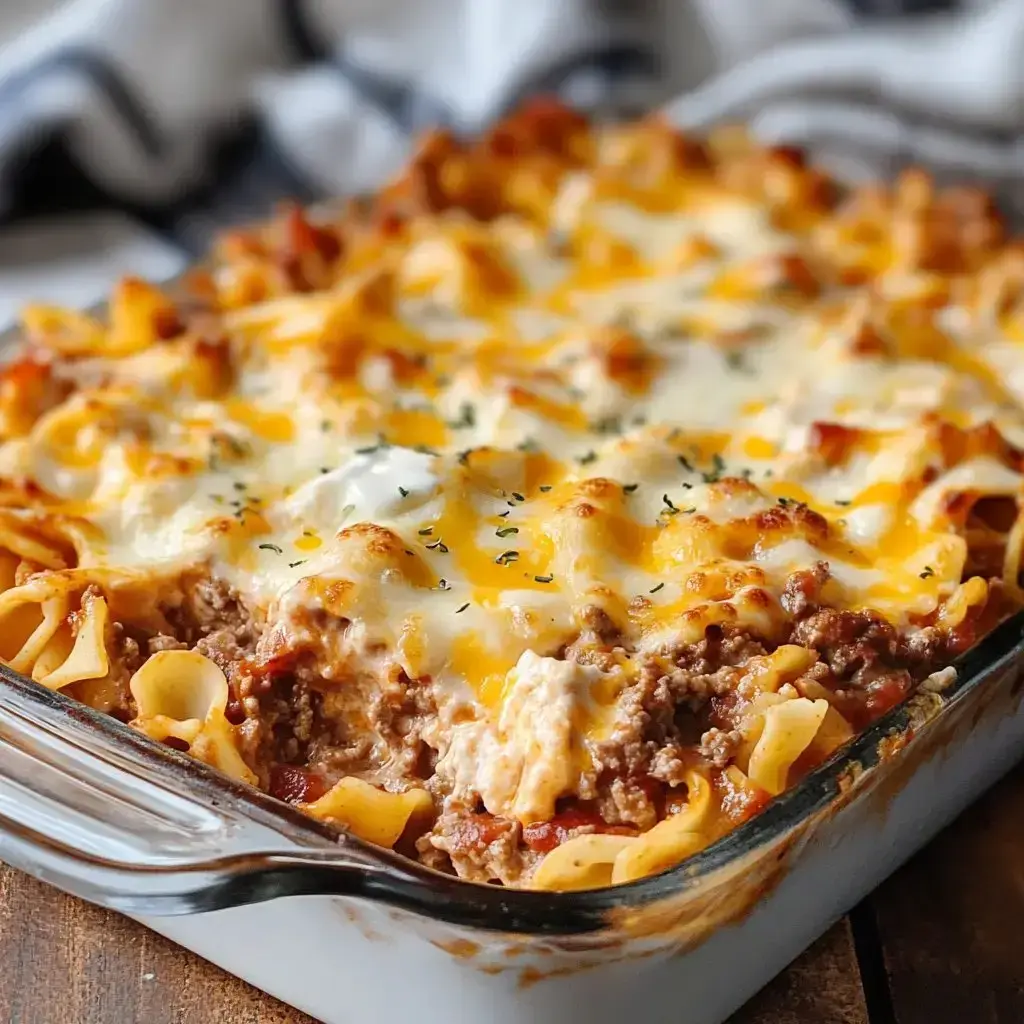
{"left": 437, "top": 651, "right": 616, "bottom": 823}
{"left": 5, "top": 119, "right": 1024, "bottom": 827}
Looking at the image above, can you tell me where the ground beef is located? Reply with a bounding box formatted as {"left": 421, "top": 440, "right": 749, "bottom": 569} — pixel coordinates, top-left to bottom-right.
{"left": 421, "top": 808, "right": 539, "bottom": 886}
{"left": 255, "top": 670, "right": 335, "bottom": 770}
{"left": 303, "top": 734, "right": 377, "bottom": 779}
{"left": 415, "top": 839, "right": 455, "bottom": 876}
{"left": 698, "top": 726, "right": 744, "bottom": 768}
{"left": 424, "top": 800, "right": 641, "bottom": 881}
{"left": 364, "top": 666, "right": 439, "bottom": 784}
{"left": 589, "top": 575, "right": 960, "bottom": 806}
{"left": 196, "top": 627, "right": 256, "bottom": 677}
{"left": 907, "top": 624, "right": 960, "bottom": 660}
{"left": 188, "top": 576, "right": 242, "bottom": 623}
{"left": 167, "top": 575, "right": 264, "bottom": 650}
{"left": 109, "top": 623, "right": 143, "bottom": 679}
{"left": 596, "top": 776, "right": 660, "bottom": 831}
{"left": 247, "top": 606, "right": 441, "bottom": 792}
{"left": 299, "top": 668, "right": 439, "bottom": 789}
{"left": 77, "top": 615, "right": 145, "bottom": 719}
{"left": 591, "top": 668, "right": 672, "bottom": 778}
{"left": 146, "top": 633, "right": 188, "bottom": 654}
{"left": 679, "top": 627, "right": 770, "bottom": 670}
{"left": 562, "top": 604, "right": 623, "bottom": 668}
{"left": 591, "top": 626, "right": 769, "bottom": 780}
{"left": 780, "top": 558, "right": 955, "bottom": 687}
{"left": 788, "top": 606, "right": 941, "bottom": 687}
{"left": 781, "top": 560, "right": 830, "bottom": 617}
{"left": 648, "top": 743, "right": 689, "bottom": 786}
{"left": 780, "top": 604, "right": 959, "bottom": 727}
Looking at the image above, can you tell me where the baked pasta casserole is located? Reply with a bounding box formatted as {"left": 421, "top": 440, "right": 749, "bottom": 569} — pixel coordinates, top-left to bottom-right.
{"left": 1, "top": 100, "right": 1022, "bottom": 890}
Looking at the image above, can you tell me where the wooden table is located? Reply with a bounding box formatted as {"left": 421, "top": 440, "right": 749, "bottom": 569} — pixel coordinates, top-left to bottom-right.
{"left": 3, "top": 761, "right": 1024, "bottom": 1024}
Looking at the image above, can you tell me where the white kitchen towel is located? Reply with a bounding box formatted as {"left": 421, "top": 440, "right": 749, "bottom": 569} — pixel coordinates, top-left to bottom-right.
{"left": 0, "top": 0, "right": 1011, "bottom": 318}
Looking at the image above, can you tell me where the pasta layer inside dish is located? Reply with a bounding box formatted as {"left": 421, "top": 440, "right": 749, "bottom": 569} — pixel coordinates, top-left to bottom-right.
{"left": 3, "top": 101, "right": 1023, "bottom": 890}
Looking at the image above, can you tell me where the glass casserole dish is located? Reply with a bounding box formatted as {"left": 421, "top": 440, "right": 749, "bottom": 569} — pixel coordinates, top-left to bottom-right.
{"left": 0, "top": 103, "right": 1023, "bottom": 1023}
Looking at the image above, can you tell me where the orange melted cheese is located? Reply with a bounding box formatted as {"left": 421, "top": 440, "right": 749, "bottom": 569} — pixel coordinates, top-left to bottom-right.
{"left": 224, "top": 398, "right": 295, "bottom": 443}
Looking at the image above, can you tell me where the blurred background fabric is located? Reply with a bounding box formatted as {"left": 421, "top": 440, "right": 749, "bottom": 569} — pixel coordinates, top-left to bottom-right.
{"left": 0, "top": 0, "right": 1011, "bottom": 324}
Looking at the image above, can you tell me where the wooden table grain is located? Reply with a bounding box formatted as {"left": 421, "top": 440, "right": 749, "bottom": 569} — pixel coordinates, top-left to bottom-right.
{"left": 3, "top": 761, "right": 1024, "bottom": 1024}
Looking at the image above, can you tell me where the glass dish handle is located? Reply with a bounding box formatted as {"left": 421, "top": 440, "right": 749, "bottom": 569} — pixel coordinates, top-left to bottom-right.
{"left": 0, "top": 667, "right": 436, "bottom": 916}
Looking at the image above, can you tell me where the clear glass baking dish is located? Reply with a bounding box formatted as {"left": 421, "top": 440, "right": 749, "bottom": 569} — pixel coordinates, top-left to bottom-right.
{"left": 3, "top": 177, "right": 1024, "bottom": 1023}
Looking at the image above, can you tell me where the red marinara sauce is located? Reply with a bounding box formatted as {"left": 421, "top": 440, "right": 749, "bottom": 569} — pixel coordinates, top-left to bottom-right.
{"left": 522, "top": 807, "right": 634, "bottom": 854}
{"left": 269, "top": 765, "right": 329, "bottom": 804}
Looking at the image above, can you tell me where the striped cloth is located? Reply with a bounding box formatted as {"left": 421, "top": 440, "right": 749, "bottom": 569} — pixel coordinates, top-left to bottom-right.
{"left": 0, "top": 0, "right": 1008, "bottom": 323}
